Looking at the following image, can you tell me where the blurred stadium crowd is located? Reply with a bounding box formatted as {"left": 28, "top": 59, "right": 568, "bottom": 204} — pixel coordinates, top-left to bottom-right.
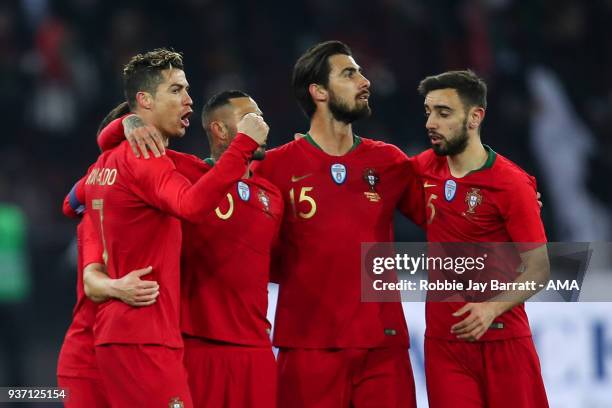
{"left": 0, "top": 0, "right": 610, "bottom": 390}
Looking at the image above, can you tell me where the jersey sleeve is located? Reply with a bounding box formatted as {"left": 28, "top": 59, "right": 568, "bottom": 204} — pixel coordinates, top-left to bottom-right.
{"left": 251, "top": 148, "right": 278, "bottom": 181}
{"left": 171, "top": 153, "right": 211, "bottom": 183}
{"left": 97, "top": 116, "right": 128, "bottom": 152}
{"left": 63, "top": 177, "right": 86, "bottom": 218}
{"left": 63, "top": 163, "right": 97, "bottom": 218}
{"left": 499, "top": 173, "right": 547, "bottom": 250}
{"left": 80, "top": 212, "right": 104, "bottom": 267}
{"left": 397, "top": 157, "right": 426, "bottom": 229}
{"left": 130, "top": 133, "right": 259, "bottom": 223}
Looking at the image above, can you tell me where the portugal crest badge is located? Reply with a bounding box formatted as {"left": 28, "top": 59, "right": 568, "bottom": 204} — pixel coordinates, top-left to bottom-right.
{"left": 362, "top": 168, "right": 381, "bottom": 202}
{"left": 258, "top": 190, "right": 271, "bottom": 213}
{"left": 464, "top": 188, "right": 482, "bottom": 213}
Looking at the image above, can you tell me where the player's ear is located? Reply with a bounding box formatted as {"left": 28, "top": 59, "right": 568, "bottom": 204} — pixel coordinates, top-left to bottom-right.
{"left": 210, "top": 121, "right": 228, "bottom": 142}
{"left": 309, "top": 83, "right": 328, "bottom": 103}
{"left": 136, "top": 92, "right": 153, "bottom": 110}
{"left": 468, "top": 107, "right": 485, "bottom": 129}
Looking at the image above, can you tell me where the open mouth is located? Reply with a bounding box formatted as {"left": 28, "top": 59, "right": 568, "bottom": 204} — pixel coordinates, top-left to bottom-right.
{"left": 180, "top": 111, "right": 192, "bottom": 128}
{"left": 429, "top": 132, "right": 444, "bottom": 144}
{"left": 357, "top": 92, "right": 370, "bottom": 101}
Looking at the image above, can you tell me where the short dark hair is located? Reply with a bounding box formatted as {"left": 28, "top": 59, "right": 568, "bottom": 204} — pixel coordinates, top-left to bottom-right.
{"left": 417, "top": 69, "right": 487, "bottom": 110}
{"left": 97, "top": 101, "right": 130, "bottom": 136}
{"left": 292, "top": 40, "right": 352, "bottom": 118}
{"left": 201, "top": 90, "right": 251, "bottom": 144}
{"left": 201, "top": 90, "right": 250, "bottom": 126}
{"left": 123, "top": 48, "right": 184, "bottom": 110}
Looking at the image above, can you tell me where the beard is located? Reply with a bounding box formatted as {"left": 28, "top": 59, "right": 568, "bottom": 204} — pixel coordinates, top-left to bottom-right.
{"left": 328, "top": 90, "right": 371, "bottom": 124}
{"left": 431, "top": 118, "right": 469, "bottom": 156}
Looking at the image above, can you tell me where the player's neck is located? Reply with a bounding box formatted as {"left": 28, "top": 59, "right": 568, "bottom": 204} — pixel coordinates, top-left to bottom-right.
{"left": 136, "top": 109, "right": 170, "bottom": 146}
{"left": 446, "top": 137, "right": 488, "bottom": 178}
{"left": 308, "top": 114, "right": 354, "bottom": 156}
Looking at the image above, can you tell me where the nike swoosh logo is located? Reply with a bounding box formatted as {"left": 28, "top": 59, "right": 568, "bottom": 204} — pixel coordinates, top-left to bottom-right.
{"left": 291, "top": 174, "right": 312, "bottom": 182}
{"left": 423, "top": 182, "right": 437, "bottom": 188}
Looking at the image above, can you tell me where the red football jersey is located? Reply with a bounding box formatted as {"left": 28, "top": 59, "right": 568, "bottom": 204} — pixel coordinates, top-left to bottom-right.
{"left": 413, "top": 146, "right": 547, "bottom": 341}
{"left": 97, "top": 117, "right": 128, "bottom": 152}
{"left": 84, "top": 134, "right": 258, "bottom": 347}
{"left": 254, "top": 135, "right": 424, "bottom": 348}
{"left": 98, "top": 119, "right": 281, "bottom": 346}
{"left": 57, "top": 211, "right": 104, "bottom": 378}
{"left": 174, "top": 153, "right": 283, "bottom": 346}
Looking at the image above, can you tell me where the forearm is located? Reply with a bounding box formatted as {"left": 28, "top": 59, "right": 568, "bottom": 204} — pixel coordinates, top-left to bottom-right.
{"left": 83, "top": 263, "right": 117, "bottom": 303}
{"left": 174, "top": 133, "right": 258, "bottom": 223}
{"left": 490, "top": 245, "right": 550, "bottom": 315}
{"left": 97, "top": 117, "right": 128, "bottom": 151}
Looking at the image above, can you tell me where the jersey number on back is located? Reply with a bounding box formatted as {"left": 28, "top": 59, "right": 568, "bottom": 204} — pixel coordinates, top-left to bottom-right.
{"left": 91, "top": 198, "right": 109, "bottom": 264}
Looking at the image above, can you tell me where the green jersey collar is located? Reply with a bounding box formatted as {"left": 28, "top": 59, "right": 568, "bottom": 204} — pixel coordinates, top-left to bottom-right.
{"left": 304, "top": 133, "right": 362, "bottom": 153}
{"left": 467, "top": 144, "right": 497, "bottom": 175}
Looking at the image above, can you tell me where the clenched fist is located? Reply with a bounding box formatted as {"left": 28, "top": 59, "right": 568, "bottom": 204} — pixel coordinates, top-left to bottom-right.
{"left": 237, "top": 113, "right": 269, "bottom": 146}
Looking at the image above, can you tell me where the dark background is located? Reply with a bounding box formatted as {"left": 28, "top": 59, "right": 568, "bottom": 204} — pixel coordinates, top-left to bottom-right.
{"left": 0, "top": 0, "right": 610, "bottom": 403}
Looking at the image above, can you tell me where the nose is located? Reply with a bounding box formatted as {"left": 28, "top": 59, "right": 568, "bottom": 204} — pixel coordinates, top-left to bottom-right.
{"left": 425, "top": 114, "right": 437, "bottom": 130}
{"left": 358, "top": 72, "right": 370, "bottom": 90}
{"left": 184, "top": 91, "right": 193, "bottom": 106}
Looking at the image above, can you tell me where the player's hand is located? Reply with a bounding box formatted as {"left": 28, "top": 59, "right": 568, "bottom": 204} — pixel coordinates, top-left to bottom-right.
{"left": 122, "top": 115, "right": 166, "bottom": 159}
{"left": 536, "top": 191, "right": 543, "bottom": 209}
{"left": 111, "top": 266, "right": 160, "bottom": 307}
{"left": 451, "top": 303, "right": 499, "bottom": 341}
{"left": 237, "top": 113, "right": 269, "bottom": 146}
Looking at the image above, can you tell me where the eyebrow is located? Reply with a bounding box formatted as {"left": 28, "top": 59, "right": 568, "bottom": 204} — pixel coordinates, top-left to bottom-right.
{"left": 340, "top": 66, "right": 360, "bottom": 75}
{"left": 169, "top": 83, "right": 189, "bottom": 90}
{"left": 424, "top": 103, "right": 453, "bottom": 111}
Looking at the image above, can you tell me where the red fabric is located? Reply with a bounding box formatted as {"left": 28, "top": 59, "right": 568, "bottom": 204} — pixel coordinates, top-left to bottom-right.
{"left": 95, "top": 344, "right": 192, "bottom": 408}
{"left": 414, "top": 148, "right": 547, "bottom": 341}
{"left": 97, "top": 116, "right": 130, "bottom": 152}
{"left": 83, "top": 135, "right": 257, "bottom": 347}
{"left": 255, "top": 137, "right": 422, "bottom": 348}
{"left": 175, "top": 152, "right": 283, "bottom": 346}
{"left": 277, "top": 347, "right": 416, "bottom": 408}
{"left": 183, "top": 337, "right": 276, "bottom": 408}
{"left": 57, "top": 375, "right": 110, "bottom": 408}
{"left": 425, "top": 337, "right": 549, "bottom": 408}
{"left": 57, "top": 213, "right": 103, "bottom": 379}
{"left": 62, "top": 173, "right": 89, "bottom": 218}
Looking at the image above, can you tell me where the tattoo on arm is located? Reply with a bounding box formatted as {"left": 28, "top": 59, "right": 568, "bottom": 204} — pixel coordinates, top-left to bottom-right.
{"left": 124, "top": 115, "right": 145, "bottom": 133}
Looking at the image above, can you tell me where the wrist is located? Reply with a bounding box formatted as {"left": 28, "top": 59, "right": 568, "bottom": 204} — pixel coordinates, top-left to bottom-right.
{"left": 491, "top": 301, "right": 511, "bottom": 317}
{"left": 108, "top": 278, "right": 121, "bottom": 300}
{"left": 235, "top": 132, "right": 261, "bottom": 149}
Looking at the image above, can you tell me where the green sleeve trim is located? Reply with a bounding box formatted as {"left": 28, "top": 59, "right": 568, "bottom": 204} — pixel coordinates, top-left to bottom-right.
{"left": 203, "top": 157, "right": 215, "bottom": 167}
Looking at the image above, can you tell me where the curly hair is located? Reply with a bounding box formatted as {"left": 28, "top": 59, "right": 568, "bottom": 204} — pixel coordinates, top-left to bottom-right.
{"left": 123, "top": 48, "right": 184, "bottom": 110}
